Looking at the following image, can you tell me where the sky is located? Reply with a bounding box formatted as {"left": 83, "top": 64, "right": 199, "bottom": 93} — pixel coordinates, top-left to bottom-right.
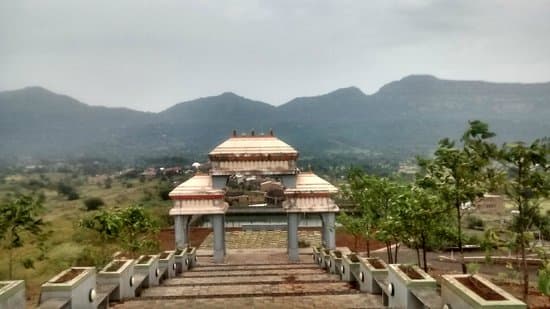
{"left": 1, "top": 0, "right": 550, "bottom": 112}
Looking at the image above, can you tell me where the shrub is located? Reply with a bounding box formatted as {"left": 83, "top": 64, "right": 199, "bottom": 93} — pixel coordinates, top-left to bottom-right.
{"left": 466, "top": 215, "right": 485, "bottom": 230}
{"left": 83, "top": 197, "right": 105, "bottom": 211}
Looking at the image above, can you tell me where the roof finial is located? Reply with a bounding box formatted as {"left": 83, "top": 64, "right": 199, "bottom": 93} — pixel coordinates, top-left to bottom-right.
{"left": 232, "top": 129, "right": 237, "bottom": 137}
{"left": 269, "top": 129, "right": 274, "bottom": 136}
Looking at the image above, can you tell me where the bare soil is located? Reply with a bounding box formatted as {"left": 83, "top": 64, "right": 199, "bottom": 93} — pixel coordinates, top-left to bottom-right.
{"left": 348, "top": 254, "right": 360, "bottom": 263}
{"left": 333, "top": 251, "right": 343, "bottom": 258}
{"left": 159, "top": 252, "right": 170, "bottom": 259}
{"left": 367, "top": 258, "right": 386, "bottom": 269}
{"left": 398, "top": 265, "right": 423, "bottom": 280}
{"left": 105, "top": 260, "right": 126, "bottom": 272}
{"left": 456, "top": 276, "right": 505, "bottom": 301}
{"left": 137, "top": 255, "right": 152, "bottom": 264}
{"left": 51, "top": 268, "right": 83, "bottom": 283}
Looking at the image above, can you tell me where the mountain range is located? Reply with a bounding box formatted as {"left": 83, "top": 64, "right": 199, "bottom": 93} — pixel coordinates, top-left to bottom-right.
{"left": 1, "top": 75, "right": 549, "bottom": 165}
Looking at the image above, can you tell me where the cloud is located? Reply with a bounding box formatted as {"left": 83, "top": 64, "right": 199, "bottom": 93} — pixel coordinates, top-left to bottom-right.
{"left": 1, "top": 0, "right": 549, "bottom": 112}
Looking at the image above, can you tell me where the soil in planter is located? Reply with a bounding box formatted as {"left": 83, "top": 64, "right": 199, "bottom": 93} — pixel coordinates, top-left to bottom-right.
{"left": 137, "top": 255, "right": 153, "bottom": 264}
{"left": 398, "top": 265, "right": 423, "bottom": 280}
{"left": 323, "top": 249, "right": 330, "bottom": 255}
{"left": 367, "top": 258, "right": 386, "bottom": 270}
{"left": 175, "top": 248, "right": 184, "bottom": 255}
{"left": 348, "top": 254, "right": 360, "bottom": 263}
{"left": 159, "top": 252, "right": 171, "bottom": 259}
{"left": 456, "top": 276, "right": 505, "bottom": 301}
{"left": 105, "top": 260, "right": 126, "bottom": 272}
{"left": 51, "top": 268, "right": 84, "bottom": 283}
{"left": 333, "top": 251, "right": 342, "bottom": 258}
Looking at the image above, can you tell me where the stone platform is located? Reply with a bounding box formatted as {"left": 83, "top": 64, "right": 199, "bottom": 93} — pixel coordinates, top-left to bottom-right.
{"left": 113, "top": 249, "right": 383, "bottom": 308}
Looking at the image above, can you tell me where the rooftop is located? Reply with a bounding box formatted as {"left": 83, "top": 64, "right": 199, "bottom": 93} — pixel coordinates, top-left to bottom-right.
{"left": 209, "top": 134, "right": 298, "bottom": 157}
{"left": 287, "top": 172, "right": 338, "bottom": 194}
{"left": 169, "top": 174, "right": 224, "bottom": 199}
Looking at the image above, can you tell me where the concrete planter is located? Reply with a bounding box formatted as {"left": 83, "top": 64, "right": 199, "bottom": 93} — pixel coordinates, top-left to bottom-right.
{"left": 387, "top": 264, "right": 437, "bottom": 309}
{"left": 328, "top": 250, "right": 344, "bottom": 274}
{"left": 40, "top": 267, "right": 100, "bottom": 309}
{"left": 134, "top": 255, "right": 161, "bottom": 288}
{"left": 441, "top": 274, "right": 526, "bottom": 309}
{"left": 187, "top": 247, "right": 197, "bottom": 268}
{"left": 98, "top": 259, "right": 136, "bottom": 301}
{"left": 320, "top": 248, "right": 331, "bottom": 270}
{"left": 174, "top": 248, "right": 189, "bottom": 274}
{"left": 312, "top": 247, "right": 322, "bottom": 267}
{"left": 340, "top": 253, "right": 361, "bottom": 282}
{"left": 0, "top": 280, "right": 25, "bottom": 309}
{"left": 357, "top": 257, "right": 388, "bottom": 293}
{"left": 158, "top": 251, "right": 176, "bottom": 279}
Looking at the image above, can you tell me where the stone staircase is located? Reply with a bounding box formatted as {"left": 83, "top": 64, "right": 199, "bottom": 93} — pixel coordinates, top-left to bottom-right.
{"left": 113, "top": 252, "right": 383, "bottom": 308}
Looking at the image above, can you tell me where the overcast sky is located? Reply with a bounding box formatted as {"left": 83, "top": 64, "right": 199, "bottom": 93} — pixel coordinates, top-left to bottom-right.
{"left": 1, "top": 1, "right": 550, "bottom": 112}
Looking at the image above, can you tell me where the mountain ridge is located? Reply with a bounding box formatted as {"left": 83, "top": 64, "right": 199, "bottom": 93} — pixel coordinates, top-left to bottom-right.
{"left": 1, "top": 75, "right": 548, "bottom": 164}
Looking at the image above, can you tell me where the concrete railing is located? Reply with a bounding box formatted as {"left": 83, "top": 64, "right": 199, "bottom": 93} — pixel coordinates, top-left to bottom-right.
{"left": 357, "top": 257, "right": 388, "bottom": 294}
{"left": 158, "top": 251, "right": 176, "bottom": 280}
{"left": 134, "top": 255, "right": 161, "bottom": 288}
{"left": 0, "top": 280, "right": 25, "bottom": 309}
{"left": 97, "top": 259, "right": 136, "bottom": 302}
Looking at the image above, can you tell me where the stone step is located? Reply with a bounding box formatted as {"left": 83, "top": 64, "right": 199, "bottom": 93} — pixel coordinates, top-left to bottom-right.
{"left": 164, "top": 273, "right": 340, "bottom": 286}
{"left": 194, "top": 262, "right": 316, "bottom": 269}
{"left": 140, "top": 282, "right": 359, "bottom": 299}
{"left": 113, "top": 293, "right": 384, "bottom": 308}
{"left": 192, "top": 264, "right": 318, "bottom": 272}
{"left": 182, "top": 268, "right": 325, "bottom": 278}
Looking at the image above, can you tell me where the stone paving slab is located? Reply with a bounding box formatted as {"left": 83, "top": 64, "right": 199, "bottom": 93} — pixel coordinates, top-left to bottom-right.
{"left": 182, "top": 268, "right": 325, "bottom": 278}
{"left": 164, "top": 273, "right": 340, "bottom": 285}
{"left": 113, "top": 293, "right": 384, "bottom": 308}
{"left": 200, "top": 230, "right": 321, "bottom": 249}
{"left": 141, "top": 282, "right": 357, "bottom": 298}
{"left": 194, "top": 263, "right": 316, "bottom": 271}
{"left": 195, "top": 248, "right": 314, "bottom": 265}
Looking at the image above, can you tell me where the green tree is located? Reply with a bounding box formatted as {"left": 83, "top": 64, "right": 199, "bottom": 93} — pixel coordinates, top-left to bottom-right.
{"left": 118, "top": 206, "right": 159, "bottom": 257}
{"left": 399, "top": 186, "right": 449, "bottom": 272}
{"left": 499, "top": 138, "right": 549, "bottom": 301}
{"left": 418, "top": 120, "right": 496, "bottom": 273}
{"left": 0, "top": 194, "right": 44, "bottom": 279}
{"left": 336, "top": 212, "right": 364, "bottom": 252}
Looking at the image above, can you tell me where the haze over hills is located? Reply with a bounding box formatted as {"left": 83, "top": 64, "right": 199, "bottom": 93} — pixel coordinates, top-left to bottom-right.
{"left": 1, "top": 75, "right": 549, "bottom": 166}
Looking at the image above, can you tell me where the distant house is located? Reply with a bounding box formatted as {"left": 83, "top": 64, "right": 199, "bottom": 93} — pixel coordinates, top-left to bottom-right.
{"left": 162, "top": 166, "right": 182, "bottom": 176}
{"left": 474, "top": 194, "right": 505, "bottom": 212}
{"left": 141, "top": 167, "right": 158, "bottom": 178}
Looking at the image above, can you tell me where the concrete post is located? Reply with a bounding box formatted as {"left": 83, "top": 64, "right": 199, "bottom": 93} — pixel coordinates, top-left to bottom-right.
{"left": 320, "top": 214, "right": 326, "bottom": 248}
{"left": 174, "top": 215, "right": 190, "bottom": 249}
{"left": 321, "top": 213, "right": 336, "bottom": 250}
{"left": 212, "top": 214, "right": 225, "bottom": 263}
{"left": 288, "top": 213, "right": 300, "bottom": 262}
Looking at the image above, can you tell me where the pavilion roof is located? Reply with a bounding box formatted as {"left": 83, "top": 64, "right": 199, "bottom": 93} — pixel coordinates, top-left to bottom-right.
{"left": 209, "top": 135, "right": 298, "bottom": 157}
{"left": 169, "top": 174, "right": 224, "bottom": 199}
{"left": 285, "top": 172, "right": 338, "bottom": 195}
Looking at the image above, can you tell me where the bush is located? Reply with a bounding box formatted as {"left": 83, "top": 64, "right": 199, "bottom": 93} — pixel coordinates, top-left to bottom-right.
{"left": 83, "top": 197, "right": 105, "bottom": 211}
{"left": 57, "top": 181, "right": 79, "bottom": 200}
{"left": 466, "top": 215, "right": 485, "bottom": 230}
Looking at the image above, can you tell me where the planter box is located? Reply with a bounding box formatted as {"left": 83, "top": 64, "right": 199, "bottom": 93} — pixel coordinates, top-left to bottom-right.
{"left": 387, "top": 264, "right": 437, "bottom": 309}
{"left": 328, "top": 250, "right": 345, "bottom": 274}
{"left": 158, "top": 251, "right": 176, "bottom": 279}
{"left": 187, "top": 247, "right": 197, "bottom": 268}
{"left": 134, "top": 255, "right": 161, "bottom": 288}
{"left": 98, "top": 259, "right": 136, "bottom": 301}
{"left": 0, "top": 280, "right": 25, "bottom": 309}
{"left": 441, "top": 274, "right": 526, "bottom": 309}
{"left": 339, "top": 253, "right": 361, "bottom": 282}
{"left": 312, "top": 247, "right": 322, "bottom": 267}
{"left": 174, "top": 248, "right": 190, "bottom": 274}
{"left": 357, "top": 257, "right": 388, "bottom": 293}
{"left": 40, "top": 267, "right": 103, "bottom": 309}
{"left": 320, "top": 248, "right": 332, "bottom": 270}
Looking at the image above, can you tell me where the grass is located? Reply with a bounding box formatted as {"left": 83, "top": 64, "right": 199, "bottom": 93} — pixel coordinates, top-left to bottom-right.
{"left": 0, "top": 171, "right": 177, "bottom": 305}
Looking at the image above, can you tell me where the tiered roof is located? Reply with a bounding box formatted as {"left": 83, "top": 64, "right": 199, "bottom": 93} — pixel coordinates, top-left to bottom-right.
{"left": 209, "top": 135, "right": 298, "bottom": 160}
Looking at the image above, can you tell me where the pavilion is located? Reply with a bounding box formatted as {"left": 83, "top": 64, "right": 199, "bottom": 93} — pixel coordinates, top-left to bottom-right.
{"left": 168, "top": 131, "right": 339, "bottom": 262}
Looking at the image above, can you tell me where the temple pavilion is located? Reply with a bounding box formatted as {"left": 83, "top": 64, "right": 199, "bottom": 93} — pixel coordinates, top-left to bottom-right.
{"left": 168, "top": 131, "right": 339, "bottom": 262}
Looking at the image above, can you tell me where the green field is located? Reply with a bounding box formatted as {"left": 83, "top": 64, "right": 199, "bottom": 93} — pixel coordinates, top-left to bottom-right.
{"left": 0, "top": 171, "right": 176, "bottom": 304}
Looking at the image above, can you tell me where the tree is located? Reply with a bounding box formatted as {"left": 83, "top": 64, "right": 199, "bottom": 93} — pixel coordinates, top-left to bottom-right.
{"left": 57, "top": 181, "right": 79, "bottom": 200}
{"left": 499, "top": 138, "right": 549, "bottom": 301}
{"left": 118, "top": 205, "right": 159, "bottom": 257}
{"left": 399, "top": 186, "right": 449, "bottom": 272}
{"left": 0, "top": 194, "right": 44, "bottom": 279}
{"left": 83, "top": 197, "right": 105, "bottom": 211}
{"left": 418, "top": 120, "right": 496, "bottom": 273}
{"left": 336, "top": 211, "right": 364, "bottom": 252}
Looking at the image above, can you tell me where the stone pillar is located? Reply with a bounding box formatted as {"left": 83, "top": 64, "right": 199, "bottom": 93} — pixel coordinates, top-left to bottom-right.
{"left": 212, "top": 214, "right": 225, "bottom": 263}
{"left": 321, "top": 213, "right": 336, "bottom": 250}
{"left": 174, "top": 215, "right": 190, "bottom": 248}
{"left": 320, "top": 214, "right": 326, "bottom": 248}
{"left": 288, "top": 213, "right": 300, "bottom": 262}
